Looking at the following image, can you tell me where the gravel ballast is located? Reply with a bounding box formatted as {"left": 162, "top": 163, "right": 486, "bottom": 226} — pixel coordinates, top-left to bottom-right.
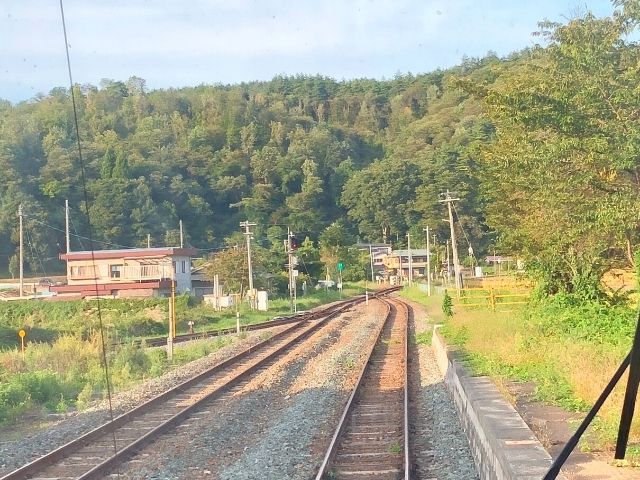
{"left": 407, "top": 297, "right": 479, "bottom": 480}
{"left": 113, "top": 300, "right": 387, "bottom": 479}
{"left": 1, "top": 296, "right": 479, "bottom": 479}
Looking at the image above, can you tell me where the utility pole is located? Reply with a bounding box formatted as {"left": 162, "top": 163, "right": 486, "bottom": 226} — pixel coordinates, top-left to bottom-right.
{"left": 407, "top": 233, "right": 413, "bottom": 286}
{"left": 167, "top": 280, "right": 176, "bottom": 360}
{"left": 147, "top": 233, "right": 151, "bottom": 248}
{"left": 440, "top": 190, "right": 462, "bottom": 296}
{"left": 369, "top": 245, "right": 375, "bottom": 284}
{"left": 446, "top": 240, "right": 451, "bottom": 286}
{"left": 65, "top": 199, "right": 70, "bottom": 253}
{"left": 179, "top": 219, "right": 184, "bottom": 248}
{"left": 432, "top": 234, "right": 438, "bottom": 272}
{"left": 19, "top": 204, "right": 23, "bottom": 298}
{"left": 423, "top": 226, "right": 431, "bottom": 296}
{"left": 240, "top": 221, "right": 256, "bottom": 309}
{"left": 286, "top": 228, "right": 297, "bottom": 313}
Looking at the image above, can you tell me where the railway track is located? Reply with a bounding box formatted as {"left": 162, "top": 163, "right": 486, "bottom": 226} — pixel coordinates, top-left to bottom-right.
{"left": 128, "top": 294, "right": 376, "bottom": 348}
{"left": 315, "top": 296, "right": 410, "bottom": 480}
{"left": 2, "top": 290, "right": 397, "bottom": 480}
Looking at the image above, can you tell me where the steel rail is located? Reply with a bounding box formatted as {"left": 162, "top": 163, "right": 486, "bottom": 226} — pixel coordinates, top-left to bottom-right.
{"left": 402, "top": 299, "right": 410, "bottom": 480}
{"left": 77, "top": 302, "right": 355, "bottom": 480}
{"left": 0, "top": 318, "right": 308, "bottom": 480}
{"left": 122, "top": 289, "right": 395, "bottom": 347}
{"left": 1, "top": 289, "right": 397, "bottom": 480}
{"left": 313, "top": 300, "right": 391, "bottom": 479}
{"left": 314, "top": 295, "right": 411, "bottom": 480}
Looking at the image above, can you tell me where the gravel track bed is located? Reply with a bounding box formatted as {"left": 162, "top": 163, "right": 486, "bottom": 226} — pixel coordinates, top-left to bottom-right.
{"left": 111, "top": 300, "right": 387, "bottom": 479}
{"left": 0, "top": 326, "right": 288, "bottom": 476}
{"left": 405, "top": 297, "right": 479, "bottom": 479}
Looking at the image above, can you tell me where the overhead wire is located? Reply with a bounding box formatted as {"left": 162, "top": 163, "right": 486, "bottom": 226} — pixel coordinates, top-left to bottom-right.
{"left": 452, "top": 201, "right": 478, "bottom": 264}
{"left": 30, "top": 205, "right": 222, "bottom": 252}
{"left": 24, "top": 221, "right": 48, "bottom": 277}
{"left": 27, "top": 217, "right": 139, "bottom": 250}
{"left": 58, "top": 0, "right": 119, "bottom": 464}
{"left": 68, "top": 209, "right": 86, "bottom": 250}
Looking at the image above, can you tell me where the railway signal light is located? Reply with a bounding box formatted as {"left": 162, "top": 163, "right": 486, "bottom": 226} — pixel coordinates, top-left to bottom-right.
{"left": 290, "top": 234, "right": 299, "bottom": 250}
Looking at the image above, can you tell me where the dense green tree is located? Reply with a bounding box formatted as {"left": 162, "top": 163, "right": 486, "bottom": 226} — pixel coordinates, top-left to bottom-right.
{"left": 341, "top": 157, "right": 422, "bottom": 242}
{"left": 100, "top": 146, "right": 116, "bottom": 179}
{"left": 3, "top": 4, "right": 635, "bottom": 288}
{"left": 460, "top": 1, "right": 640, "bottom": 295}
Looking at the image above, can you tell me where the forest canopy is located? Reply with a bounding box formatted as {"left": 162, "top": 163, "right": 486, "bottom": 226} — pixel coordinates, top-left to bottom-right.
{"left": 1, "top": 0, "right": 638, "bottom": 297}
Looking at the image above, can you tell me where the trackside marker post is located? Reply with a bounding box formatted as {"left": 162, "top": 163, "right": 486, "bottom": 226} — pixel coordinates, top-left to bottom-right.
{"left": 18, "top": 329, "right": 26, "bottom": 357}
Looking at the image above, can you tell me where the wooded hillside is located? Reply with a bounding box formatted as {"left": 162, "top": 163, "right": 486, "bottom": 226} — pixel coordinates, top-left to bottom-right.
{"left": 1, "top": 0, "right": 638, "bottom": 296}
{"left": 0, "top": 62, "right": 495, "bottom": 275}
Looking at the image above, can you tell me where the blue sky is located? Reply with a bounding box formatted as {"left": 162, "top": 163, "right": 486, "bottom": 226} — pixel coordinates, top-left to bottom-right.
{"left": 1, "top": 0, "right": 616, "bottom": 103}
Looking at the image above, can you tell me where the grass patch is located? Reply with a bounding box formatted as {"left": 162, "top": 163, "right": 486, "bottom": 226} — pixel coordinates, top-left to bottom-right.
{"left": 436, "top": 290, "right": 640, "bottom": 450}
{"left": 0, "top": 332, "right": 236, "bottom": 425}
{"left": 0, "top": 284, "right": 369, "bottom": 427}
{"left": 388, "top": 441, "right": 403, "bottom": 454}
{"left": 0, "top": 285, "right": 368, "bottom": 351}
{"left": 397, "top": 285, "right": 436, "bottom": 308}
{"left": 414, "top": 331, "right": 431, "bottom": 345}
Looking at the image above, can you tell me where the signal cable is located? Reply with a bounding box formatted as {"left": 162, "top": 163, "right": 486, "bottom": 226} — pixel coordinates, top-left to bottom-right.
{"left": 58, "top": 0, "right": 119, "bottom": 466}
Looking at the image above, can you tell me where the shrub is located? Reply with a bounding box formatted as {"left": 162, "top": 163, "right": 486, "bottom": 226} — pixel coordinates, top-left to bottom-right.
{"left": 110, "top": 344, "right": 151, "bottom": 386}
{"left": 147, "top": 349, "right": 169, "bottom": 377}
{"left": 533, "top": 294, "right": 636, "bottom": 346}
{"left": 20, "top": 371, "right": 66, "bottom": 405}
{"left": 442, "top": 290, "right": 453, "bottom": 318}
{"left": 0, "top": 380, "right": 30, "bottom": 421}
{"left": 76, "top": 382, "right": 94, "bottom": 411}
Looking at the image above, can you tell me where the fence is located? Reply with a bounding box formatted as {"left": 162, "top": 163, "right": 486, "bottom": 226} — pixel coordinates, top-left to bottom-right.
{"left": 453, "top": 286, "right": 530, "bottom": 311}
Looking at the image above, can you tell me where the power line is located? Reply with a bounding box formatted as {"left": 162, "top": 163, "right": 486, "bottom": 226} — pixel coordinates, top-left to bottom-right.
{"left": 452, "top": 202, "right": 478, "bottom": 265}
{"left": 25, "top": 222, "right": 48, "bottom": 277}
{"left": 59, "top": 0, "right": 117, "bottom": 462}
{"left": 26, "top": 217, "right": 140, "bottom": 250}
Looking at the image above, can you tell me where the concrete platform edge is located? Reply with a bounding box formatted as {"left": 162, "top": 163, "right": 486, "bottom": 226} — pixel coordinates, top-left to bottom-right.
{"left": 432, "top": 326, "right": 565, "bottom": 480}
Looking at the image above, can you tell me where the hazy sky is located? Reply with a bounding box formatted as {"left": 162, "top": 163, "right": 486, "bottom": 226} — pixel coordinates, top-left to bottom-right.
{"left": 1, "top": 0, "right": 615, "bottom": 103}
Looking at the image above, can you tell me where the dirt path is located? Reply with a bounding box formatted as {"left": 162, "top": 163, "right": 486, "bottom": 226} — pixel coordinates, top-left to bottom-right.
{"left": 506, "top": 381, "right": 640, "bottom": 479}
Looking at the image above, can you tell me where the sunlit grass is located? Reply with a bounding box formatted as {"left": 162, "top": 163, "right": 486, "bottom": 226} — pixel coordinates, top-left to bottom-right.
{"left": 404, "top": 283, "right": 640, "bottom": 450}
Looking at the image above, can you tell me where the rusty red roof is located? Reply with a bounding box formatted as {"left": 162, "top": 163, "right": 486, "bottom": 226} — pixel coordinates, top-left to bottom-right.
{"left": 60, "top": 247, "right": 198, "bottom": 261}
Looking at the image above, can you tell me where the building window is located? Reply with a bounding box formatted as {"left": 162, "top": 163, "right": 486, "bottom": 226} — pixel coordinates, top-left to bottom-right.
{"left": 70, "top": 265, "right": 97, "bottom": 279}
{"left": 110, "top": 265, "right": 122, "bottom": 279}
{"left": 181, "top": 261, "right": 186, "bottom": 273}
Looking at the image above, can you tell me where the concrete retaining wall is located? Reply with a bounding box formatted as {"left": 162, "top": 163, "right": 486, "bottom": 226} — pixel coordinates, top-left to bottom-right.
{"left": 432, "top": 327, "right": 560, "bottom": 480}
